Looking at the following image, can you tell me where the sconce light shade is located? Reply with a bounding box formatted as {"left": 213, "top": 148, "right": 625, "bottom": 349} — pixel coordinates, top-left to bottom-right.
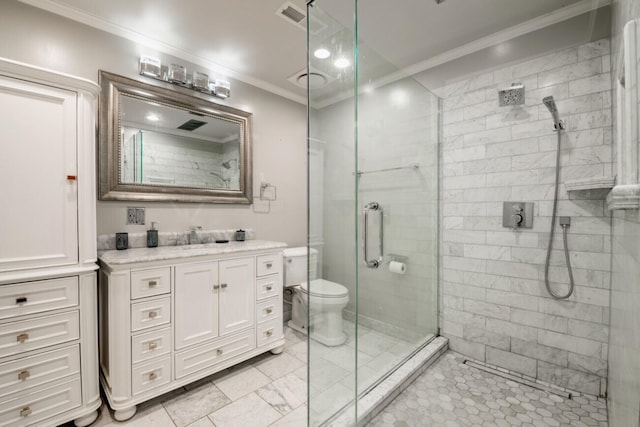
{"left": 211, "top": 79, "right": 231, "bottom": 99}
{"left": 168, "top": 63, "right": 187, "bottom": 84}
{"left": 193, "top": 71, "right": 209, "bottom": 92}
{"left": 139, "top": 56, "right": 161, "bottom": 78}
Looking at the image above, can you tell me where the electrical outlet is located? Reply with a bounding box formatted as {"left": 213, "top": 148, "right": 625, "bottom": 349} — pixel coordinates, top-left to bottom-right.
{"left": 126, "top": 207, "right": 145, "bottom": 225}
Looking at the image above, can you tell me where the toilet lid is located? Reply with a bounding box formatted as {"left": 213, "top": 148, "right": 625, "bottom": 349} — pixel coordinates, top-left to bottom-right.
{"left": 300, "top": 279, "right": 348, "bottom": 298}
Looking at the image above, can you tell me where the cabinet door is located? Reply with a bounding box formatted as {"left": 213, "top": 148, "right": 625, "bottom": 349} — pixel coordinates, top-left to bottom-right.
{"left": 0, "top": 76, "right": 78, "bottom": 272}
{"left": 174, "top": 262, "right": 219, "bottom": 350}
{"left": 219, "top": 258, "right": 255, "bottom": 336}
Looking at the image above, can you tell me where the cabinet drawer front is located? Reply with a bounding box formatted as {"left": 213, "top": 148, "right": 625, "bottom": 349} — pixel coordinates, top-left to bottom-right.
{"left": 175, "top": 329, "right": 256, "bottom": 379}
{"left": 131, "top": 297, "right": 171, "bottom": 332}
{"left": 0, "top": 311, "right": 79, "bottom": 358}
{"left": 132, "top": 327, "right": 171, "bottom": 364}
{"left": 132, "top": 357, "right": 171, "bottom": 396}
{"left": 131, "top": 268, "right": 171, "bottom": 300}
{"left": 0, "top": 277, "right": 78, "bottom": 320}
{"left": 256, "top": 298, "right": 281, "bottom": 324}
{"left": 257, "top": 319, "right": 283, "bottom": 348}
{"left": 256, "top": 254, "right": 281, "bottom": 277}
{"left": 256, "top": 275, "right": 280, "bottom": 301}
{"left": 0, "top": 345, "right": 79, "bottom": 398}
{"left": 0, "top": 377, "right": 81, "bottom": 427}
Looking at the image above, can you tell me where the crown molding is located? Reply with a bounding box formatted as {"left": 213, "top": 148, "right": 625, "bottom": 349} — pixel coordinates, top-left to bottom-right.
{"left": 18, "top": 0, "right": 307, "bottom": 105}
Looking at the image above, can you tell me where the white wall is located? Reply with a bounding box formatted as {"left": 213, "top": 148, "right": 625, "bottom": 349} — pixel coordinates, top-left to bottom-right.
{"left": 0, "top": 1, "right": 307, "bottom": 246}
{"left": 433, "top": 39, "right": 613, "bottom": 396}
{"left": 608, "top": 0, "right": 640, "bottom": 425}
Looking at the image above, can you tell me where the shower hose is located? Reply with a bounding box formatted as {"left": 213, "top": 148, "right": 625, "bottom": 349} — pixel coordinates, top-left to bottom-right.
{"left": 543, "top": 128, "right": 575, "bottom": 300}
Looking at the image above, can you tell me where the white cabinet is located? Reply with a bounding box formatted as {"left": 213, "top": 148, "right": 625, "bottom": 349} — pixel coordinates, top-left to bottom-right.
{"left": 98, "top": 246, "right": 285, "bottom": 421}
{"left": 0, "top": 58, "right": 101, "bottom": 427}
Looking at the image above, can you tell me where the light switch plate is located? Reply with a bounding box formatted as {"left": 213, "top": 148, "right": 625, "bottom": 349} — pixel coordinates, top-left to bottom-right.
{"left": 127, "top": 207, "right": 145, "bottom": 225}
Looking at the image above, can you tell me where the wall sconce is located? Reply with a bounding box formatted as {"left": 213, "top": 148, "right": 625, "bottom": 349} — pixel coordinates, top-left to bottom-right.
{"left": 138, "top": 56, "right": 231, "bottom": 99}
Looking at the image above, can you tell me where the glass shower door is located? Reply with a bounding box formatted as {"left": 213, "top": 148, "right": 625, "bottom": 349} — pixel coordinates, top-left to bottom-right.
{"left": 307, "top": 1, "right": 439, "bottom": 425}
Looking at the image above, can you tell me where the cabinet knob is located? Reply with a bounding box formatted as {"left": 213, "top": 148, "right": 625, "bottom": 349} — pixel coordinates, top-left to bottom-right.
{"left": 148, "top": 342, "right": 158, "bottom": 351}
{"left": 16, "top": 333, "right": 29, "bottom": 343}
{"left": 18, "top": 370, "right": 30, "bottom": 381}
{"left": 148, "top": 280, "right": 157, "bottom": 287}
{"left": 266, "top": 262, "right": 273, "bottom": 268}
{"left": 216, "top": 349, "right": 223, "bottom": 356}
{"left": 148, "top": 311, "right": 157, "bottom": 319}
{"left": 266, "top": 330, "right": 273, "bottom": 337}
{"left": 221, "top": 283, "right": 228, "bottom": 289}
{"left": 15, "top": 296, "right": 27, "bottom": 304}
{"left": 20, "top": 406, "right": 32, "bottom": 417}
{"left": 213, "top": 284, "right": 220, "bottom": 290}
{"left": 266, "top": 285, "right": 273, "bottom": 291}
{"left": 266, "top": 308, "right": 273, "bottom": 314}
{"left": 66, "top": 175, "right": 77, "bottom": 181}
{"left": 148, "top": 372, "right": 157, "bottom": 381}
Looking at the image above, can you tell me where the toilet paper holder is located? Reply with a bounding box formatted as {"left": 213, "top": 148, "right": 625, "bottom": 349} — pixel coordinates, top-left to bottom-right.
{"left": 385, "top": 253, "right": 408, "bottom": 264}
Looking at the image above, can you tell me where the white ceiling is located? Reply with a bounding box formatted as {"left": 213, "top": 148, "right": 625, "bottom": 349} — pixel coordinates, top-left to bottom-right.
{"left": 21, "top": 0, "right": 610, "bottom": 104}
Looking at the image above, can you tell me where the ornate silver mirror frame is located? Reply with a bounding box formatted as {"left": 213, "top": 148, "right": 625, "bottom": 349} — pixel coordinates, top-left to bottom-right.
{"left": 98, "top": 70, "right": 252, "bottom": 204}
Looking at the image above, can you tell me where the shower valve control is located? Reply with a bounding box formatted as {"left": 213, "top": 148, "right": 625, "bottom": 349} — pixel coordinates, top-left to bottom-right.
{"left": 503, "top": 202, "right": 534, "bottom": 229}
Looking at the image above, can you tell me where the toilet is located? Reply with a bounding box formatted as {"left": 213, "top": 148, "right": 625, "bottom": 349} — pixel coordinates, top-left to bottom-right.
{"left": 283, "top": 247, "right": 349, "bottom": 346}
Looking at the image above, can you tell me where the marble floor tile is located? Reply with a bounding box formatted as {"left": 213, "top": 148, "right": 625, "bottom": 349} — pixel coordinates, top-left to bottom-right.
{"left": 269, "top": 404, "right": 308, "bottom": 427}
{"left": 256, "top": 372, "right": 307, "bottom": 415}
{"left": 254, "top": 351, "right": 306, "bottom": 381}
{"left": 285, "top": 339, "right": 307, "bottom": 363}
{"left": 92, "top": 405, "right": 176, "bottom": 427}
{"left": 208, "top": 392, "right": 282, "bottom": 427}
{"left": 185, "top": 417, "right": 215, "bottom": 427}
{"left": 213, "top": 364, "right": 272, "bottom": 401}
{"left": 162, "top": 382, "right": 231, "bottom": 427}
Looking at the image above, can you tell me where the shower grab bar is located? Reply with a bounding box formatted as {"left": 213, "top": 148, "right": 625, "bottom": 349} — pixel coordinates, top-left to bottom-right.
{"left": 363, "top": 202, "right": 383, "bottom": 268}
{"left": 355, "top": 163, "right": 420, "bottom": 177}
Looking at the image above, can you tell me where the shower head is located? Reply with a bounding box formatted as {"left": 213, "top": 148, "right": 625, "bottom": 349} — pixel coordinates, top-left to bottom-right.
{"left": 542, "top": 96, "right": 565, "bottom": 130}
{"left": 498, "top": 83, "right": 525, "bottom": 107}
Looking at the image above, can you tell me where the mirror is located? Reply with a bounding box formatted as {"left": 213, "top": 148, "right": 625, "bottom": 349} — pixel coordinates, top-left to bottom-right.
{"left": 99, "top": 70, "right": 252, "bottom": 203}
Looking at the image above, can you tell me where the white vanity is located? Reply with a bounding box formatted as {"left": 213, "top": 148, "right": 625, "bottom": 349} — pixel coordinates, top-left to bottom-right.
{"left": 97, "top": 241, "right": 287, "bottom": 420}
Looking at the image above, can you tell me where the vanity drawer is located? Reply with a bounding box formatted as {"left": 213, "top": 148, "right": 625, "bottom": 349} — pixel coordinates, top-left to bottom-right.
{"left": 132, "top": 356, "right": 171, "bottom": 396}
{"left": 131, "top": 327, "right": 171, "bottom": 364}
{"left": 174, "top": 329, "right": 255, "bottom": 379}
{"left": 256, "top": 297, "right": 281, "bottom": 324}
{"left": 0, "top": 311, "right": 79, "bottom": 359}
{"left": 257, "top": 318, "right": 282, "bottom": 348}
{"left": 0, "top": 277, "right": 78, "bottom": 320}
{"left": 131, "top": 268, "right": 171, "bottom": 300}
{"left": 0, "top": 345, "right": 79, "bottom": 398}
{"left": 0, "top": 377, "right": 81, "bottom": 427}
{"left": 131, "top": 297, "right": 171, "bottom": 332}
{"left": 256, "top": 275, "right": 280, "bottom": 301}
{"left": 256, "top": 254, "right": 281, "bottom": 277}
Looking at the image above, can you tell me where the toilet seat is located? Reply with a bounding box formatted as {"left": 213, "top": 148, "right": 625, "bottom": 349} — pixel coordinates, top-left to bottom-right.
{"left": 300, "top": 279, "right": 348, "bottom": 298}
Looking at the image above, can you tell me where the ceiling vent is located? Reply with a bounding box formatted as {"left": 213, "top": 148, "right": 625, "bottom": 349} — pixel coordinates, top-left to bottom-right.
{"left": 276, "top": 2, "right": 327, "bottom": 35}
{"left": 287, "top": 67, "right": 334, "bottom": 89}
{"left": 177, "top": 119, "right": 207, "bottom": 131}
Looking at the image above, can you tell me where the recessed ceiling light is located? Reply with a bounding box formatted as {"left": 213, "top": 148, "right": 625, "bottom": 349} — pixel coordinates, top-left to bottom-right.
{"left": 334, "top": 57, "right": 350, "bottom": 68}
{"left": 146, "top": 113, "right": 160, "bottom": 122}
{"left": 314, "top": 48, "right": 331, "bottom": 59}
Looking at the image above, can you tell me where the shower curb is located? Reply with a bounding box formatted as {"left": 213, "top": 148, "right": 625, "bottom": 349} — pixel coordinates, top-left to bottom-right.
{"left": 328, "top": 336, "right": 449, "bottom": 427}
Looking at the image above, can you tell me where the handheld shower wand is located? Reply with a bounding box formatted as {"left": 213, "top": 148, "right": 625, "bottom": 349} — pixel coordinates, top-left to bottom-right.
{"left": 543, "top": 96, "right": 574, "bottom": 300}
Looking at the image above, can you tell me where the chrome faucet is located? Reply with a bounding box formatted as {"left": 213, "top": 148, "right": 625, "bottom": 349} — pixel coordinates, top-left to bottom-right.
{"left": 189, "top": 226, "right": 202, "bottom": 244}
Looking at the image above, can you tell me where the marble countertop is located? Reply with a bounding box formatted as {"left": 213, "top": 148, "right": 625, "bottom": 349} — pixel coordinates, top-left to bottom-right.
{"left": 98, "top": 240, "right": 288, "bottom": 266}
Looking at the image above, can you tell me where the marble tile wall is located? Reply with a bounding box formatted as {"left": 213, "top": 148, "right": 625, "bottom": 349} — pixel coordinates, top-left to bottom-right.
{"left": 608, "top": 0, "right": 640, "bottom": 425}
{"left": 435, "top": 39, "right": 613, "bottom": 396}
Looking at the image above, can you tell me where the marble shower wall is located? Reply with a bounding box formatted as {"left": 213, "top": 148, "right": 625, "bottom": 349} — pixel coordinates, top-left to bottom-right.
{"left": 434, "top": 39, "right": 613, "bottom": 396}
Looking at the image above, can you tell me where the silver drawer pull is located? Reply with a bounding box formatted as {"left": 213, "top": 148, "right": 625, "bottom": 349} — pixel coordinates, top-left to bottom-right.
{"left": 16, "top": 296, "right": 27, "bottom": 304}
{"left": 266, "top": 308, "right": 273, "bottom": 314}
{"left": 266, "top": 330, "right": 273, "bottom": 337}
{"left": 20, "top": 406, "right": 31, "bottom": 417}
{"left": 148, "top": 341, "right": 158, "bottom": 351}
{"left": 213, "top": 284, "right": 220, "bottom": 290}
{"left": 265, "top": 262, "right": 273, "bottom": 268}
{"left": 216, "top": 349, "right": 223, "bottom": 355}
{"left": 266, "top": 285, "right": 273, "bottom": 291}
{"left": 18, "top": 370, "right": 30, "bottom": 381}
{"left": 148, "top": 280, "right": 157, "bottom": 287}
{"left": 148, "top": 372, "right": 157, "bottom": 381}
{"left": 16, "top": 333, "right": 29, "bottom": 343}
{"left": 148, "top": 311, "right": 157, "bottom": 319}
{"left": 221, "top": 283, "right": 228, "bottom": 289}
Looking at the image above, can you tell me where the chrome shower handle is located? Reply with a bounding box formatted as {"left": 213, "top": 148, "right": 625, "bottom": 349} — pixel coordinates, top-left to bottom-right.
{"left": 363, "top": 202, "right": 383, "bottom": 268}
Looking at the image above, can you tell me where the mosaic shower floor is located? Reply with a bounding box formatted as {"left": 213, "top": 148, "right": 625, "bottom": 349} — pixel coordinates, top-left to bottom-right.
{"left": 367, "top": 351, "right": 608, "bottom": 427}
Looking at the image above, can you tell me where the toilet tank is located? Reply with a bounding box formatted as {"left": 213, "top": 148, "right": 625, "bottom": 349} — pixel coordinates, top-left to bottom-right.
{"left": 283, "top": 247, "right": 318, "bottom": 286}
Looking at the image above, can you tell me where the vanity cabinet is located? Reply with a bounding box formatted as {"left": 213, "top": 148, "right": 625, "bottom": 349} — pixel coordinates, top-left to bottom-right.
{"left": 98, "top": 243, "right": 285, "bottom": 421}
{"left": 0, "top": 59, "right": 101, "bottom": 427}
